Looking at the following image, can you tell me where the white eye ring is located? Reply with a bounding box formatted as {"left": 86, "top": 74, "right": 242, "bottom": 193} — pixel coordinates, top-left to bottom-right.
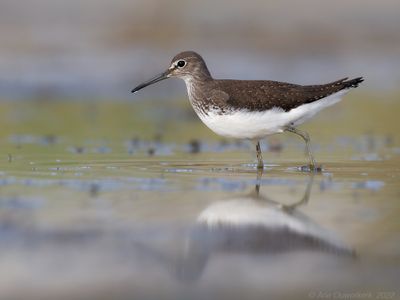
{"left": 177, "top": 60, "right": 186, "bottom": 68}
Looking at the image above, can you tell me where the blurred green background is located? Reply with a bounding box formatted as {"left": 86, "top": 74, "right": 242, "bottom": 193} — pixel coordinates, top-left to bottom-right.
{"left": 1, "top": 0, "right": 399, "bottom": 100}
{"left": 0, "top": 0, "right": 399, "bottom": 144}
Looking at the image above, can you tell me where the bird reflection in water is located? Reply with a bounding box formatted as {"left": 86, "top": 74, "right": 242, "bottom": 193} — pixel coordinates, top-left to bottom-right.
{"left": 175, "top": 171, "right": 355, "bottom": 281}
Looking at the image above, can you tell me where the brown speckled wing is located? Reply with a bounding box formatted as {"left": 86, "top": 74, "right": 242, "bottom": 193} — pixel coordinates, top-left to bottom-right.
{"left": 210, "top": 77, "right": 363, "bottom": 112}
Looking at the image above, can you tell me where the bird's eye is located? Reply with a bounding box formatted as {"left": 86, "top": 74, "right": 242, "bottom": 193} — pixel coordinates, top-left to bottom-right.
{"left": 177, "top": 60, "right": 186, "bottom": 68}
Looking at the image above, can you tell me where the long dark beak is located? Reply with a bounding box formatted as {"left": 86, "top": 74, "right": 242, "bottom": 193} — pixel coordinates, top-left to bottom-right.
{"left": 131, "top": 70, "right": 170, "bottom": 93}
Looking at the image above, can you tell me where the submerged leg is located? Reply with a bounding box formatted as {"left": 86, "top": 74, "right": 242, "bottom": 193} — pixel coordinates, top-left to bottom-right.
{"left": 285, "top": 126, "right": 318, "bottom": 171}
{"left": 255, "top": 141, "right": 264, "bottom": 170}
{"left": 255, "top": 162, "right": 263, "bottom": 196}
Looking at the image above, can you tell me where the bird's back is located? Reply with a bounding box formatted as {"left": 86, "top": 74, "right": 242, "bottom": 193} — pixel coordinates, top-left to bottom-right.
{"left": 207, "top": 77, "right": 363, "bottom": 112}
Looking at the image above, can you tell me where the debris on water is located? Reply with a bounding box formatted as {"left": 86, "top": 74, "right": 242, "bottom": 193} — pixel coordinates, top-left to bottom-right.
{"left": 48, "top": 167, "right": 61, "bottom": 171}
{"left": 298, "top": 165, "right": 323, "bottom": 173}
{"left": 69, "top": 146, "right": 85, "bottom": 154}
{"left": 8, "top": 154, "right": 12, "bottom": 162}
{"left": 188, "top": 139, "right": 201, "bottom": 154}
{"left": 147, "top": 147, "right": 155, "bottom": 156}
{"left": 240, "top": 163, "right": 276, "bottom": 171}
{"left": 122, "top": 138, "right": 257, "bottom": 155}
{"left": 75, "top": 147, "right": 85, "bottom": 154}
{"left": 125, "top": 137, "right": 174, "bottom": 155}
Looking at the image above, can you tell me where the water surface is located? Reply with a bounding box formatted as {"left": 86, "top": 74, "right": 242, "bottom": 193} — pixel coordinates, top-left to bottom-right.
{"left": 0, "top": 98, "right": 399, "bottom": 300}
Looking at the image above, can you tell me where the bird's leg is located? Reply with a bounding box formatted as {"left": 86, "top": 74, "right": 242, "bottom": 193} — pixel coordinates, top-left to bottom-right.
{"left": 285, "top": 126, "right": 318, "bottom": 171}
{"left": 283, "top": 172, "right": 314, "bottom": 213}
{"left": 255, "top": 161, "right": 263, "bottom": 195}
{"left": 255, "top": 141, "right": 264, "bottom": 170}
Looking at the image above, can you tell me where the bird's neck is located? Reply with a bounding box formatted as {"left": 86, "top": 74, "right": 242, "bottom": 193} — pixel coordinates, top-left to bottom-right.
{"left": 182, "top": 76, "right": 211, "bottom": 117}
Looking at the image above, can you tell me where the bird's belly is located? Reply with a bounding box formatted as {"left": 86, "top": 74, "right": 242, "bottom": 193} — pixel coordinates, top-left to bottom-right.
{"left": 197, "top": 109, "right": 288, "bottom": 139}
{"left": 195, "top": 90, "right": 346, "bottom": 140}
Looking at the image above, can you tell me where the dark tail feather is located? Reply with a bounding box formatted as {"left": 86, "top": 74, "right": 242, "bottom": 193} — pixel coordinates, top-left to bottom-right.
{"left": 342, "top": 77, "right": 364, "bottom": 89}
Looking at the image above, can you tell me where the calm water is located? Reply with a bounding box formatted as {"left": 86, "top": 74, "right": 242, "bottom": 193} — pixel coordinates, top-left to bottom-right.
{"left": 0, "top": 98, "right": 399, "bottom": 300}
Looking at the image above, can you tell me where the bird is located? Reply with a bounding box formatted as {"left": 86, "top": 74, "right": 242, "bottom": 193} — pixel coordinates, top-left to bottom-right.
{"left": 131, "top": 51, "right": 363, "bottom": 171}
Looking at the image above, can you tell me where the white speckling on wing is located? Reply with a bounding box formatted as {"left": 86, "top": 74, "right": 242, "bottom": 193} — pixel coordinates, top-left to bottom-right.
{"left": 195, "top": 89, "right": 349, "bottom": 139}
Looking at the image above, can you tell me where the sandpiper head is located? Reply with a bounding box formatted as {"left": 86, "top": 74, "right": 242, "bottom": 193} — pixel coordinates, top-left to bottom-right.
{"left": 131, "top": 51, "right": 211, "bottom": 93}
{"left": 168, "top": 51, "right": 211, "bottom": 80}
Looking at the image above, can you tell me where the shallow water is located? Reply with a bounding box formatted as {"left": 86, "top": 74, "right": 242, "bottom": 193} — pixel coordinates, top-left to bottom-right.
{"left": 0, "top": 98, "right": 399, "bottom": 300}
